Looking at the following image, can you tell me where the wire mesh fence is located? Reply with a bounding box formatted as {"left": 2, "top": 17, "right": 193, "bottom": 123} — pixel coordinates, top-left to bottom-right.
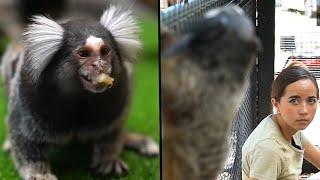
{"left": 161, "top": 1, "right": 258, "bottom": 179}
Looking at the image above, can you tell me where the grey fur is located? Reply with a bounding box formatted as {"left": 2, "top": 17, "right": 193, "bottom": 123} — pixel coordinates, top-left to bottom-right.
{"left": 161, "top": 6, "right": 260, "bottom": 180}
{"left": 1, "top": 4, "right": 158, "bottom": 180}
{"left": 100, "top": 5, "right": 142, "bottom": 62}
{"left": 23, "top": 16, "right": 64, "bottom": 84}
{"left": 0, "top": 43, "right": 24, "bottom": 96}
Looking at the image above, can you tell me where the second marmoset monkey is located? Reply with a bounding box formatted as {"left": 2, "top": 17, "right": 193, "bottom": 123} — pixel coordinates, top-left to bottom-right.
{"left": 161, "top": 6, "right": 260, "bottom": 180}
{"left": 1, "top": 4, "right": 158, "bottom": 180}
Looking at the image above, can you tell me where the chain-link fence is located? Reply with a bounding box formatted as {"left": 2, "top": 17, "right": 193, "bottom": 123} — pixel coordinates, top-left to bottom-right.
{"left": 161, "top": 1, "right": 258, "bottom": 179}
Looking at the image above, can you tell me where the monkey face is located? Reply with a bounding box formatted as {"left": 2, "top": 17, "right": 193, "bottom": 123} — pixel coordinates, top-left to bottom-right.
{"left": 22, "top": 6, "right": 141, "bottom": 95}
{"left": 76, "top": 36, "right": 115, "bottom": 93}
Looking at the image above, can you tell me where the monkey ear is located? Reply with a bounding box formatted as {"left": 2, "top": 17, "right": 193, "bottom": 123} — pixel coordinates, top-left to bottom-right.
{"left": 23, "top": 16, "right": 64, "bottom": 83}
{"left": 100, "top": 5, "right": 142, "bottom": 63}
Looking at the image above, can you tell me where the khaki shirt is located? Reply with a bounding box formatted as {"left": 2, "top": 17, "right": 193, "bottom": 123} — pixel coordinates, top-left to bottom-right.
{"left": 242, "top": 115, "right": 305, "bottom": 180}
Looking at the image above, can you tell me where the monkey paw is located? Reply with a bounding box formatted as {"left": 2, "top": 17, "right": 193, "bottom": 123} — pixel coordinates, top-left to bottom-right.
{"left": 125, "top": 133, "right": 159, "bottom": 157}
{"left": 26, "top": 173, "right": 57, "bottom": 180}
{"left": 92, "top": 159, "right": 129, "bottom": 176}
{"left": 135, "top": 137, "right": 159, "bottom": 156}
{"left": 2, "top": 138, "right": 11, "bottom": 153}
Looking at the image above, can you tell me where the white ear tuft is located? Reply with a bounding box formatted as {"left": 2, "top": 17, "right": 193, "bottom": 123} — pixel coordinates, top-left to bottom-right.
{"left": 23, "top": 16, "right": 64, "bottom": 83}
{"left": 100, "top": 5, "right": 142, "bottom": 62}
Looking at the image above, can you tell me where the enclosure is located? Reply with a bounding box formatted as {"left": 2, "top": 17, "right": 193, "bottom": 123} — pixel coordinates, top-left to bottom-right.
{"left": 161, "top": 0, "right": 275, "bottom": 179}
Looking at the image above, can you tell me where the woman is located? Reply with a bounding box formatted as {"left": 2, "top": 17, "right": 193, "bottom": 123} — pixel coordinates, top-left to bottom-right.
{"left": 242, "top": 62, "right": 320, "bottom": 179}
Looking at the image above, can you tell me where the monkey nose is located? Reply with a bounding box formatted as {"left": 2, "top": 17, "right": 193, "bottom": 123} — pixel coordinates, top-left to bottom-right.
{"left": 93, "top": 61, "right": 99, "bottom": 67}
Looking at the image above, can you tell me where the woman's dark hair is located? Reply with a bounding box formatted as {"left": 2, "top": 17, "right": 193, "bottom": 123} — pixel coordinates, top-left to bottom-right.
{"left": 271, "top": 61, "right": 319, "bottom": 102}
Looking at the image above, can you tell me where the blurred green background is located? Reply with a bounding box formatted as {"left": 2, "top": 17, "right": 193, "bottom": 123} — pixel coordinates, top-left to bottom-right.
{"left": 0, "top": 16, "right": 159, "bottom": 180}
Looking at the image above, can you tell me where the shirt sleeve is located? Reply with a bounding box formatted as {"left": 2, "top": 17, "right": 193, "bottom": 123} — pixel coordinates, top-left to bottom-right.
{"left": 248, "top": 139, "right": 282, "bottom": 179}
{"left": 299, "top": 131, "right": 308, "bottom": 148}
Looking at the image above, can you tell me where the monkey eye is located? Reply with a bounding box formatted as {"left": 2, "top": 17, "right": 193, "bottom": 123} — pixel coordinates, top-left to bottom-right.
{"left": 77, "top": 49, "right": 90, "bottom": 58}
{"left": 100, "top": 47, "right": 110, "bottom": 57}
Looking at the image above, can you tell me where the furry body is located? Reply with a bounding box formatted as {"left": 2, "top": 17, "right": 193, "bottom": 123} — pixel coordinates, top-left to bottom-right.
{"left": 161, "top": 6, "right": 260, "bottom": 180}
{"left": 1, "top": 5, "right": 158, "bottom": 180}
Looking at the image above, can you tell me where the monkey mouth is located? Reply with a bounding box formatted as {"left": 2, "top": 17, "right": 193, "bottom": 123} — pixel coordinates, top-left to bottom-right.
{"left": 80, "top": 73, "right": 114, "bottom": 93}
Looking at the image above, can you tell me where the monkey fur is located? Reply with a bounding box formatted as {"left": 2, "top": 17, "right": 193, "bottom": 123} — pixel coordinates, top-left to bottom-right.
{"left": 161, "top": 6, "right": 260, "bottom": 180}
{"left": 1, "top": 4, "right": 158, "bottom": 180}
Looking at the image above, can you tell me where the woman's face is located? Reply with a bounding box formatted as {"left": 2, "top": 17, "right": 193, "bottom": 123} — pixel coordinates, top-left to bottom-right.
{"left": 272, "top": 79, "right": 318, "bottom": 131}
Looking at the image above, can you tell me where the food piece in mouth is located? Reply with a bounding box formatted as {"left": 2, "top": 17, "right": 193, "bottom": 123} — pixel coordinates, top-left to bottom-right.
{"left": 92, "top": 73, "right": 114, "bottom": 88}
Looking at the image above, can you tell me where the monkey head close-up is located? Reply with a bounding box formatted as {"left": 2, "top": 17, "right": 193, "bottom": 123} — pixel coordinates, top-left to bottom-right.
{"left": 161, "top": 6, "right": 260, "bottom": 180}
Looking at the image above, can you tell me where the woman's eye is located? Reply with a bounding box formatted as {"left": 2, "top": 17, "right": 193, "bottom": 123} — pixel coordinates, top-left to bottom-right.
{"left": 289, "top": 99, "right": 299, "bottom": 105}
{"left": 77, "top": 49, "right": 90, "bottom": 58}
{"left": 307, "top": 98, "right": 317, "bottom": 105}
{"left": 101, "top": 47, "right": 110, "bottom": 56}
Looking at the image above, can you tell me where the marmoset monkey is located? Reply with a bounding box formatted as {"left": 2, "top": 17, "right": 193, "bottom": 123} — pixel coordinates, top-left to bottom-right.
{"left": 1, "top": 4, "right": 158, "bottom": 180}
{"left": 161, "top": 6, "right": 260, "bottom": 180}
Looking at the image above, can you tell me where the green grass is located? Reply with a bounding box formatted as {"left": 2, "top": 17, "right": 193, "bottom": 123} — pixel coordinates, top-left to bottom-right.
{"left": 0, "top": 17, "right": 159, "bottom": 180}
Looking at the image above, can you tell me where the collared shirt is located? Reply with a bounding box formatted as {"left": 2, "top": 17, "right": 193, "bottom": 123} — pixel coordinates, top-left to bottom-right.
{"left": 242, "top": 115, "right": 305, "bottom": 180}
